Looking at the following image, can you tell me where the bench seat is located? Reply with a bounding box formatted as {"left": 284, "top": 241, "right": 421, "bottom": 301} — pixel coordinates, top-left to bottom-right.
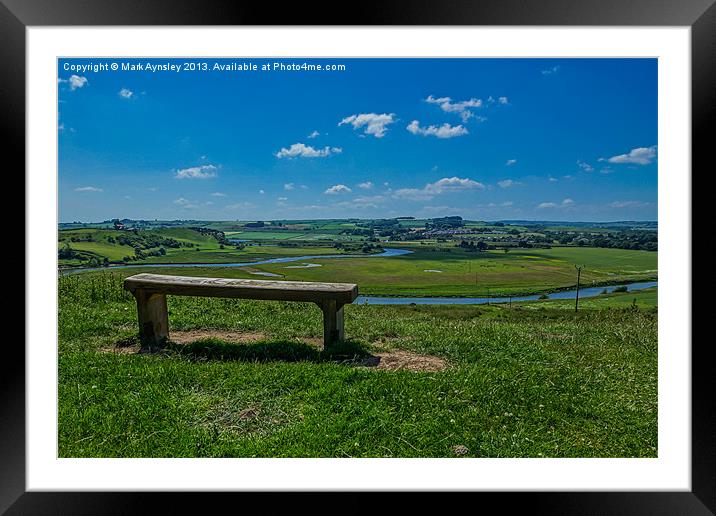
{"left": 123, "top": 273, "right": 358, "bottom": 350}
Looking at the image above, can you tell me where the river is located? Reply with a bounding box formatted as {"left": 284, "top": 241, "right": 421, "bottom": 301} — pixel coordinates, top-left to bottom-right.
{"left": 355, "top": 281, "right": 657, "bottom": 305}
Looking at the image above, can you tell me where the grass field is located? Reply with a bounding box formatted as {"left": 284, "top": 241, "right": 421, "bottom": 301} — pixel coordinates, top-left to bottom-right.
{"left": 58, "top": 227, "right": 357, "bottom": 266}
{"left": 139, "top": 245, "right": 344, "bottom": 264}
{"left": 58, "top": 272, "right": 657, "bottom": 458}
{"left": 58, "top": 225, "right": 657, "bottom": 298}
{"left": 60, "top": 234, "right": 657, "bottom": 296}
{"left": 165, "top": 246, "right": 657, "bottom": 297}
{"left": 519, "top": 287, "right": 657, "bottom": 310}
{"left": 58, "top": 227, "right": 226, "bottom": 265}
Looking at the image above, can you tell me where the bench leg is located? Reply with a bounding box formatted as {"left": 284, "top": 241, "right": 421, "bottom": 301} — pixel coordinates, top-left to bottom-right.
{"left": 132, "top": 289, "right": 169, "bottom": 350}
{"left": 319, "top": 300, "right": 345, "bottom": 349}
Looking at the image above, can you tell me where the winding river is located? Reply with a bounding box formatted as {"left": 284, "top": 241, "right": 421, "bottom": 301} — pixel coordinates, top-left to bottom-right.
{"left": 59, "top": 247, "right": 413, "bottom": 274}
{"left": 60, "top": 247, "right": 657, "bottom": 305}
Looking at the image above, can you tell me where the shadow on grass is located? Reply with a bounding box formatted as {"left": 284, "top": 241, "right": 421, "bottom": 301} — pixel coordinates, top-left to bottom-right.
{"left": 162, "top": 337, "right": 376, "bottom": 365}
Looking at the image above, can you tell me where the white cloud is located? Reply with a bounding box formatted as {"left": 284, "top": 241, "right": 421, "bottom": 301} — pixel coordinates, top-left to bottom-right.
{"left": 506, "top": 159, "right": 517, "bottom": 166}
{"left": 498, "top": 179, "right": 522, "bottom": 188}
{"left": 307, "top": 130, "right": 320, "bottom": 139}
{"left": 537, "top": 198, "right": 574, "bottom": 209}
{"left": 406, "top": 120, "right": 468, "bottom": 139}
{"left": 610, "top": 200, "right": 652, "bottom": 209}
{"left": 542, "top": 66, "right": 560, "bottom": 75}
{"left": 501, "top": 201, "right": 514, "bottom": 207}
{"left": 284, "top": 183, "right": 295, "bottom": 190}
{"left": 577, "top": 160, "right": 594, "bottom": 172}
{"left": 278, "top": 196, "right": 288, "bottom": 201}
{"left": 275, "top": 143, "right": 342, "bottom": 158}
{"left": 74, "top": 186, "right": 102, "bottom": 192}
{"left": 67, "top": 75, "right": 88, "bottom": 90}
{"left": 324, "top": 184, "right": 352, "bottom": 195}
{"left": 354, "top": 194, "right": 384, "bottom": 204}
{"left": 226, "top": 202, "right": 255, "bottom": 210}
{"left": 393, "top": 176, "right": 484, "bottom": 201}
{"left": 211, "top": 192, "right": 227, "bottom": 197}
{"left": 334, "top": 195, "right": 386, "bottom": 210}
{"left": 174, "top": 197, "right": 198, "bottom": 209}
{"left": 358, "top": 181, "right": 374, "bottom": 190}
{"left": 338, "top": 113, "right": 396, "bottom": 138}
{"left": 119, "top": 88, "right": 134, "bottom": 99}
{"left": 425, "top": 95, "right": 482, "bottom": 122}
{"left": 175, "top": 164, "right": 218, "bottom": 179}
{"left": 498, "top": 96, "right": 509, "bottom": 105}
{"left": 607, "top": 145, "right": 657, "bottom": 165}
{"left": 259, "top": 189, "right": 265, "bottom": 194}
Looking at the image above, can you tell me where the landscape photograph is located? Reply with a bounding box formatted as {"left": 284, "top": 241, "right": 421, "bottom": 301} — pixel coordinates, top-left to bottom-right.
{"left": 58, "top": 57, "right": 657, "bottom": 458}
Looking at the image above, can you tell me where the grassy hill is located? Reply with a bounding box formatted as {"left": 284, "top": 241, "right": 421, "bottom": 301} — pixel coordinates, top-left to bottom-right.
{"left": 58, "top": 271, "right": 657, "bottom": 458}
{"left": 58, "top": 227, "right": 240, "bottom": 266}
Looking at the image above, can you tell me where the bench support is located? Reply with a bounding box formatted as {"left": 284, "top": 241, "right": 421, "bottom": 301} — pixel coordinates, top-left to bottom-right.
{"left": 132, "top": 289, "right": 169, "bottom": 350}
{"left": 318, "top": 299, "right": 345, "bottom": 348}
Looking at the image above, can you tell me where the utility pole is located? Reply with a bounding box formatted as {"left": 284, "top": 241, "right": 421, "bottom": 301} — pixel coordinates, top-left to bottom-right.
{"left": 574, "top": 264, "right": 584, "bottom": 312}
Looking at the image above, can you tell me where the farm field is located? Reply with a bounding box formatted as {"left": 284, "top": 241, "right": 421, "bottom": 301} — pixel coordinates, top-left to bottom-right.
{"left": 58, "top": 227, "right": 365, "bottom": 266}
{"left": 58, "top": 272, "right": 657, "bottom": 458}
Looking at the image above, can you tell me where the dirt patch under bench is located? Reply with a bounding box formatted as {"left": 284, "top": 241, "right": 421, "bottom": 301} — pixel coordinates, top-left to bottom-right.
{"left": 356, "top": 349, "right": 447, "bottom": 372}
{"left": 104, "top": 330, "right": 447, "bottom": 371}
{"left": 170, "top": 329, "right": 269, "bottom": 344}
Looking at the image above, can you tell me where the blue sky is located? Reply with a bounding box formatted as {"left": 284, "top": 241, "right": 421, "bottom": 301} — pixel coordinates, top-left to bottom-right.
{"left": 58, "top": 58, "right": 657, "bottom": 222}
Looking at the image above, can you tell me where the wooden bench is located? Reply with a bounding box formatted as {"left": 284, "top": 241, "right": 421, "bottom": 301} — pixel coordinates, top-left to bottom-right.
{"left": 123, "top": 273, "right": 358, "bottom": 350}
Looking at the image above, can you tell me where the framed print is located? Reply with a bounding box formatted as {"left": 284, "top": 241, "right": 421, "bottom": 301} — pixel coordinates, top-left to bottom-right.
{"left": 5, "top": 0, "right": 712, "bottom": 513}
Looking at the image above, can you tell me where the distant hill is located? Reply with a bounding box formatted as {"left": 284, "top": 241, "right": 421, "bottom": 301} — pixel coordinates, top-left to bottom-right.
{"left": 501, "top": 220, "right": 657, "bottom": 231}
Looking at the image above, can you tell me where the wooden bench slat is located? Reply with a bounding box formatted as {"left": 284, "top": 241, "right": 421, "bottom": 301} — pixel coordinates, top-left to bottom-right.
{"left": 123, "top": 273, "right": 359, "bottom": 304}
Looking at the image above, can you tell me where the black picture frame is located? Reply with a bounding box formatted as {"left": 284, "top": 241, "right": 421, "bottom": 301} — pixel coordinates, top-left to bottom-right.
{"left": 4, "top": 0, "right": 710, "bottom": 513}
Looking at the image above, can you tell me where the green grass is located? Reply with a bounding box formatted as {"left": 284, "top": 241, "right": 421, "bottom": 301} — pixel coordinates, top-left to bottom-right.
{"left": 519, "top": 288, "right": 658, "bottom": 310}
{"left": 62, "top": 240, "right": 130, "bottom": 261}
{"left": 58, "top": 227, "right": 350, "bottom": 266}
{"left": 225, "top": 230, "right": 311, "bottom": 240}
{"left": 140, "top": 245, "right": 342, "bottom": 264}
{"left": 58, "top": 272, "right": 657, "bottom": 458}
{"left": 194, "top": 246, "right": 657, "bottom": 297}
{"left": 62, "top": 244, "right": 657, "bottom": 297}
{"left": 59, "top": 226, "right": 657, "bottom": 298}
{"left": 59, "top": 227, "right": 225, "bottom": 265}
